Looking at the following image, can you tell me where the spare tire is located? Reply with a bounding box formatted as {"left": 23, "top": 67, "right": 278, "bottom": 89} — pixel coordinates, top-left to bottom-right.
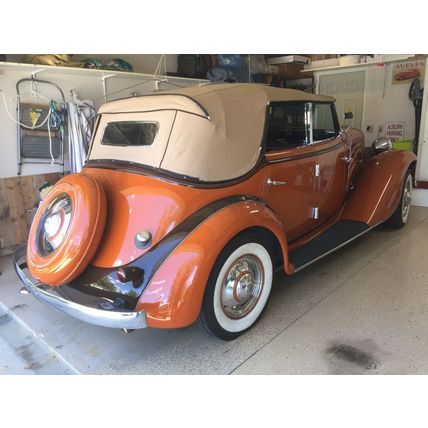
{"left": 27, "top": 173, "right": 107, "bottom": 286}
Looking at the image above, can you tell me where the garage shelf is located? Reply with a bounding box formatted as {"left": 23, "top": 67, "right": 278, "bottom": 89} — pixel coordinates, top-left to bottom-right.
{"left": 0, "top": 61, "right": 210, "bottom": 106}
{"left": 0, "top": 62, "right": 210, "bottom": 102}
{"left": 300, "top": 55, "right": 420, "bottom": 74}
{"left": 0, "top": 61, "right": 209, "bottom": 88}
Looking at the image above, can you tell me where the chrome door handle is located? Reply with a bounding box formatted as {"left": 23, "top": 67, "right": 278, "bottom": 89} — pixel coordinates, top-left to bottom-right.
{"left": 267, "top": 177, "right": 287, "bottom": 186}
{"left": 341, "top": 156, "right": 353, "bottom": 164}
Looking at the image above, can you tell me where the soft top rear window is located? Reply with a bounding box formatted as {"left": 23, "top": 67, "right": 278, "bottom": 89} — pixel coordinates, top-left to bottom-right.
{"left": 101, "top": 121, "right": 159, "bottom": 147}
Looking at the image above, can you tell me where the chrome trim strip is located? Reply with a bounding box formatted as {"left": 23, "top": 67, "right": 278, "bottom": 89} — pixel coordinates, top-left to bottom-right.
{"left": 305, "top": 102, "right": 312, "bottom": 145}
{"left": 311, "top": 136, "right": 338, "bottom": 146}
{"left": 293, "top": 222, "right": 379, "bottom": 273}
{"left": 13, "top": 249, "right": 147, "bottom": 330}
{"left": 266, "top": 140, "right": 344, "bottom": 164}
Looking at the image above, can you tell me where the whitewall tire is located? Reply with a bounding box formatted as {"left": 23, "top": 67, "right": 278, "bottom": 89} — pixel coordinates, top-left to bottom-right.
{"left": 385, "top": 169, "right": 413, "bottom": 229}
{"left": 198, "top": 232, "right": 274, "bottom": 340}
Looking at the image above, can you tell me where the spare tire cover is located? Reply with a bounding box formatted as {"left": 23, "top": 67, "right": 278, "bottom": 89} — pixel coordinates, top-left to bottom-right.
{"left": 27, "top": 173, "right": 107, "bottom": 286}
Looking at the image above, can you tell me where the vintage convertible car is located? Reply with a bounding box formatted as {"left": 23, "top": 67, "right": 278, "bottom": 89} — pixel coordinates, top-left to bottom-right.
{"left": 14, "top": 84, "right": 416, "bottom": 340}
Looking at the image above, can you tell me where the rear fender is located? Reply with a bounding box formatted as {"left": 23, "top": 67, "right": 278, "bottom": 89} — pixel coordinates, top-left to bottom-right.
{"left": 342, "top": 150, "right": 416, "bottom": 226}
{"left": 136, "top": 199, "right": 289, "bottom": 328}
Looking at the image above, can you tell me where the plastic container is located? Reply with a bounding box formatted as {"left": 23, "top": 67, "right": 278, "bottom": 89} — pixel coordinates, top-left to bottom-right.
{"left": 392, "top": 139, "right": 414, "bottom": 151}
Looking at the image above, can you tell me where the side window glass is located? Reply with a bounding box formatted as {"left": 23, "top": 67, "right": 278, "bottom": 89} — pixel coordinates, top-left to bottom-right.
{"left": 312, "top": 103, "right": 339, "bottom": 142}
{"left": 266, "top": 103, "right": 307, "bottom": 151}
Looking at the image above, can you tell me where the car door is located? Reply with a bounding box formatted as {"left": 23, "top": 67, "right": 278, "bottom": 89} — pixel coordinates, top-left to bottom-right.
{"left": 262, "top": 102, "right": 319, "bottom": 242}
{"left": 311, "top": 102, "right": 348, "bottom": 224}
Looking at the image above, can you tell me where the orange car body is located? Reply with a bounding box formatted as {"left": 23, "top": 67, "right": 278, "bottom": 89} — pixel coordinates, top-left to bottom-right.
{"left": 15, "top": 84, "right": 417, "bottom": 331}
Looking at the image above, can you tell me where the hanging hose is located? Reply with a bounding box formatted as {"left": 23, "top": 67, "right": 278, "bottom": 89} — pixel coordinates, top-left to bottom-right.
{"left": 1, "top": 90, "right": 65, "bottom": 165}
{"left": 1, "top": 90, "right": 52, "bottom": 129}
{"left": 48, "top": 100, "right": 64, "bottom": 164}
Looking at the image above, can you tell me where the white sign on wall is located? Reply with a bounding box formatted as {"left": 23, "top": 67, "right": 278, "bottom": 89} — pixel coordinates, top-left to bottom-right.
{"left": 385, "top": 122, "right": 404, "bottom": 141}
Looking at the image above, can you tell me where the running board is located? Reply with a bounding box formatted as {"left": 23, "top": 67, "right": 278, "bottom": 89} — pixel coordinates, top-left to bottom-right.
{"left": 290, "top": 220, "right": 371, "bottom": 272}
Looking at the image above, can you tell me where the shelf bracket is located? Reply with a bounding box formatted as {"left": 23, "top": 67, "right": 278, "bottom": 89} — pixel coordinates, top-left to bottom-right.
{"left": 101, "top": 73, "right": 116, "bottom": 103}
{"left": 153, "top": 78, "right": 170, "bottom": 91}
{"left": 30, "top": 68, "right": 45, "bottom": 80}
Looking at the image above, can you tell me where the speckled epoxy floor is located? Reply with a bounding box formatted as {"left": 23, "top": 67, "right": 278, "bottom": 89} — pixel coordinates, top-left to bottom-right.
{"left": 1, "top": 206, "right": 428, "bottom": 375}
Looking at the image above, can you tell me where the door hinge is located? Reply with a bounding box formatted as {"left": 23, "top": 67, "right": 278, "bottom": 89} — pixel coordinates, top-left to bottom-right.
{"left": 311, "top": 207, "right": 319, "bottom": 219}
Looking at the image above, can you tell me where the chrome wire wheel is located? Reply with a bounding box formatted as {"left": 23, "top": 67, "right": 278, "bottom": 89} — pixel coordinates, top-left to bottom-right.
{"left": 401, "top": 174, "right": 412, "bottom": 223}
{"left": 220, "top": 254, "right": 264, "bottom": 319}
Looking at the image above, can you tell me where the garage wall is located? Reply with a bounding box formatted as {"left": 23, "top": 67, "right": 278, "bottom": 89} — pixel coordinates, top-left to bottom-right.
{"left": 415, "top": 65, "right": 428, "bottom": 182}
{"left": 0, "top": 57, "right": 200, "bottom": 179}
{"left": 412, "top": 64, "right": 428, "bottom": 207}
{"left": 315, "top": 63, "right": 421, "bottom": 146}
{"left": 364, "top": 64, "right": 417, "bottom": 145}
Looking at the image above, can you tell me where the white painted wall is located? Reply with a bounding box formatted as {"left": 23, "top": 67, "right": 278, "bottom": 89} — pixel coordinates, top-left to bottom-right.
{"left": 415, "top": 62, "right": 428, "bottom": 182}
{"left": 315, "top": 63, "right": 419, "bottom": 146}
{"left": 0, "top": 57, "right": 204, "bottom": 179}
{"left": 412, "top": 60, "right": 428, "bottom": 207}
{"left": 364, "top": 64, "right": 417, "bottom": 144}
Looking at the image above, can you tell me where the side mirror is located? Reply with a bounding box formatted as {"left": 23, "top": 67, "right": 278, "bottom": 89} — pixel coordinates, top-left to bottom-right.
{"left": 372, "top": 136, "right": 392, "bottom": 153}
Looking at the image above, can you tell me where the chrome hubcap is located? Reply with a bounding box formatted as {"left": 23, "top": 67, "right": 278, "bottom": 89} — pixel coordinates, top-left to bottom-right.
{"left": 220, "top": 255, "right": 264, "bottom": 319}
{"left": 402, "top": 177, "right": 412, "bottom": 221}
{"left": 38, "top": 193, "right": 72, "bottom": 256}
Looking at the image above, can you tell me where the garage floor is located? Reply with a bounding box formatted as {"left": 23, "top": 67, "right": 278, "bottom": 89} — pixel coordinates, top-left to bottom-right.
{"left": 1, "top": 207, "right": 428, "bottom": 375}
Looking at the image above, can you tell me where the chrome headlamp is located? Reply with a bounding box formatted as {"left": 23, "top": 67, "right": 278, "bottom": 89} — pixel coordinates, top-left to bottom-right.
{"left": 372, "top": 136, "right": 392, "bottom": 153}
{"left": 37, "top": 193, "right": 72, "bottom": 256}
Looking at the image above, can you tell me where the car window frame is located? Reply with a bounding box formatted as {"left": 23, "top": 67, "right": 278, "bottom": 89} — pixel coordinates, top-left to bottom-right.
{"left": 309, "top": 102, "right": 341, "bottom": 145}
{"left": 264, "top": 101, "right": 311, "bottom": 152}
{"left": 264, "top": 101, "right": 340, "bottom": 154}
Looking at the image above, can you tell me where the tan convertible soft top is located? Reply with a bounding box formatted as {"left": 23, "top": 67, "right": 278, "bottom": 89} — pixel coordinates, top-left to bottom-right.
{"left": 90, "top": 84, "right": 335, "bottom": 181}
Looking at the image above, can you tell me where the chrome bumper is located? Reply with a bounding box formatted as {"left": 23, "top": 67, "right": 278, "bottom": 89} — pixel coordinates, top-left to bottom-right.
{"left": 13, "top": 246, "right": 147, "bottom": 330}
